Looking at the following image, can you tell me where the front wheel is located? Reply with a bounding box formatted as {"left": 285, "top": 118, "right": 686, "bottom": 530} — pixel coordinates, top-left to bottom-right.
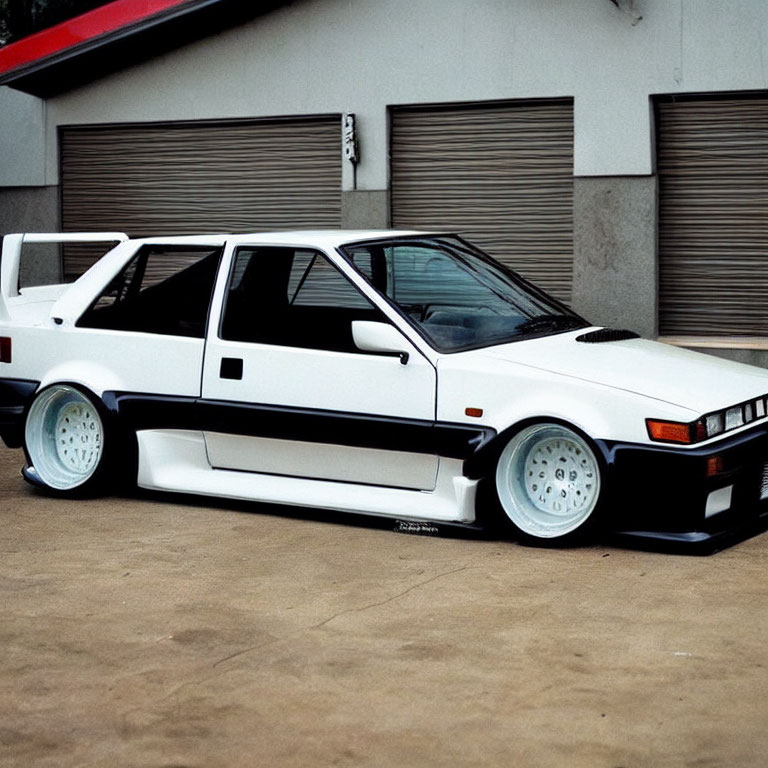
{"left": 24, "top": 384, "right": 108, "bottom": 494}
{"left": 494, "top": 423, "right": 602, "bottom": 543}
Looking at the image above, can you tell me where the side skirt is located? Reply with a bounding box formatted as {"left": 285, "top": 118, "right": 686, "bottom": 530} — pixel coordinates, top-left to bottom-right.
{"left": 136, "top": 429, "right": 479, "bottom": 524}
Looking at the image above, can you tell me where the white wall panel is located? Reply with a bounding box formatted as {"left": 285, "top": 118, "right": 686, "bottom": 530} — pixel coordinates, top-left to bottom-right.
{"left": 39, "top": 0, "right": 768, "bottom": 187}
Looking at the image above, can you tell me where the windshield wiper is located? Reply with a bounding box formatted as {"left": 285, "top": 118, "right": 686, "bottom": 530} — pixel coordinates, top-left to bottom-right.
{"left": 515, "top": 314, "right": 587, "bottom": 336}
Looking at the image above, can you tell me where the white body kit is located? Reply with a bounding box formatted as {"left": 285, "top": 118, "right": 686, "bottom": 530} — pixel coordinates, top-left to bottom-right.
{"left": 3, "top": 230, "right": 768, "bottom": 547}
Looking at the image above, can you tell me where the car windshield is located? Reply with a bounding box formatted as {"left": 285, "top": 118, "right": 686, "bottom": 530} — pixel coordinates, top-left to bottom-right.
{"left": 340, "top": 236, "right": 588, "bottom": 352}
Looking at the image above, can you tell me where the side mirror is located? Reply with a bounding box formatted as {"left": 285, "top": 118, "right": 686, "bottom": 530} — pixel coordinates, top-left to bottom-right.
{"left": 352, "top": 320, "right": 412, "bottom": 364}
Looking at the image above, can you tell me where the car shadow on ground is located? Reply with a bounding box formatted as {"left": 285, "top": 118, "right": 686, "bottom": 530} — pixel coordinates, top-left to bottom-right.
{"left": 130, "top": 485, "right": 497, "bottom": 540}
{"left": 604, "top": 516, "right": 768, "bottom": 556}
{"left": 122, "top": 485, "right": 768, "bottom": 557}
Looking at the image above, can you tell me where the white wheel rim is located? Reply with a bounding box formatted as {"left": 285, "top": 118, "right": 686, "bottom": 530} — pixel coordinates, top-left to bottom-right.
{"left": 496, "top": 424, "right": 600, "bottom": 538}
{"left": 54, "top": 401, "right": 102, "bottom": 476}
{"left": 25, "top": 386, "right": 103, "bottom": 490}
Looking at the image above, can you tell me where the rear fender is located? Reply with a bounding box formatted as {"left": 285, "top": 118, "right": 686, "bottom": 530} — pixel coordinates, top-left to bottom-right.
{"left": 38, "top": 362, "right": 124, "bottom": 399}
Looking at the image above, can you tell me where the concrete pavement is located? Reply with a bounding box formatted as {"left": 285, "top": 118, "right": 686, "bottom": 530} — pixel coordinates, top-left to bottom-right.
{"left": 1, "top": 443, "right": 767, "bottom": 767}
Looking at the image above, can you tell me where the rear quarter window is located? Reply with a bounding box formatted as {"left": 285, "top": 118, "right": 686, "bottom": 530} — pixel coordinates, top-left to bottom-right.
{"left": 77, "top": 245, "right": 223, "bottom": 338}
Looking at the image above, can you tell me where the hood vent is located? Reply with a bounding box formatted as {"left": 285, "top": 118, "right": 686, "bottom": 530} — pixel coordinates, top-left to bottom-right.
{"left": 576, "top": 328, "right": 640, "bottom": 344}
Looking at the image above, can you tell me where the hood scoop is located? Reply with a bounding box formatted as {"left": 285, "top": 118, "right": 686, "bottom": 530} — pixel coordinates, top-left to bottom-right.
{"left": 576, "top": 328, "right": 640, "bottom": 344}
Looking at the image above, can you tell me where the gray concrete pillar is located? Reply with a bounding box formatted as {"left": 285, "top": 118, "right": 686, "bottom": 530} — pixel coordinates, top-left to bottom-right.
{"left": 571, "top": 175, "right": 657, "bottom": 339}
{"left": 341, "top": 190, "right": 388, "bottom": 230}
{"left": 0, "top": 186, "right": 61, "bottom": 285}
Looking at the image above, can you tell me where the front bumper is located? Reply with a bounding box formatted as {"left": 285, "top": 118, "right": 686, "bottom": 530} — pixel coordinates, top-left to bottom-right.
{"left": 0, "top": 378, "right": 39, "bottom": 448}
{"left": 597, "top": 423, "right": 768, "bottom": 552}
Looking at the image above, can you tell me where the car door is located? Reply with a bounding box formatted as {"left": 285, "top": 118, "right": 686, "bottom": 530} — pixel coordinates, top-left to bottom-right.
{"left": 200, "top": 243, "right": 439, "bottom": 490}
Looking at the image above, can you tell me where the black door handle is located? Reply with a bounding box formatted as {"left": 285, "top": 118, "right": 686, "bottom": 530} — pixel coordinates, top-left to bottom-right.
{"left": 219, "top": 357, "right": 243, "bottom": 380}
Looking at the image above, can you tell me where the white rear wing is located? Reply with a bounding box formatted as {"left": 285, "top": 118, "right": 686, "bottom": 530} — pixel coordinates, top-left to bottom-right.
{"left": 0, "top": 232, "right": 128, "bottom": 321}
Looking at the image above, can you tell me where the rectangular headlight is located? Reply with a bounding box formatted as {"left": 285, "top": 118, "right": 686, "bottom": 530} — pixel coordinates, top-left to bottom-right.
{"left": 706, "top": 412, "right": 725, "bottom": 437}
{"left": 725, "top": 406, "right": 744, "bottom": 430}
{"left": 650, "top": 393, "right": 768, "bottom": 446}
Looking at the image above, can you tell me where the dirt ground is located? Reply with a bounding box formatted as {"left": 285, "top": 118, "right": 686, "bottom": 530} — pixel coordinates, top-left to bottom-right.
{"left": 1, "top": 443, "right": 768, "bottom": 768}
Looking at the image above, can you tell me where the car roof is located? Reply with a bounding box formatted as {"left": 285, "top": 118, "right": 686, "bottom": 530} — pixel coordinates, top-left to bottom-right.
{"left": 128, "top": 230, "right": 440, "bottom": 249}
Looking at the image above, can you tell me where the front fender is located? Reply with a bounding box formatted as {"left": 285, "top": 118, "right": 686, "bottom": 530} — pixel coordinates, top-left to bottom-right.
{"left": 437, "top": 355, "right": 698, "bottom": 447}
{"left": 463, "top": 413, "right": 604, "bottom": 480}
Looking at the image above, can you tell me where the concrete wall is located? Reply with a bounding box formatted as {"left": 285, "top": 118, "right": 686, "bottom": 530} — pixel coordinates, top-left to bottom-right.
{"left": 0, "top": 186, "right": 61, "bottom": 285}
{"left": 1, "top": 0, "right": 767, "bottom": 355}
{"left": 0, "top": 186, "right": 58, "bottom": 232}
{"left": 341, "top": 191, "right": 389, "bottom": 230}
{"left": 0, "top": 87, "right": 56, "bottom": 282}
{"left": 0, "top": 87, "right": 46, "bottom": 187}
{"left": 572, "top": 176, "right": 658, "bottom": 338}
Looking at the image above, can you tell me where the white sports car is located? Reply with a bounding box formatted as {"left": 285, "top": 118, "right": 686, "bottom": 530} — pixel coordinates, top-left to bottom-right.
{"left": 1, "top": 230, "right": 768, "bottom": 549}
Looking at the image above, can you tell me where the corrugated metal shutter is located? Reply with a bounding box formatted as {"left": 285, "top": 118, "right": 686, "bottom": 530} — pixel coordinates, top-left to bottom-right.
{"left": 658, "top": 97, "right": 768, "bottom": 337}
{"left": 391, "top": 101, "right": 574, "bottom": 302}
{"left": 60, "top": 116, "right": 341, "bottom": 279}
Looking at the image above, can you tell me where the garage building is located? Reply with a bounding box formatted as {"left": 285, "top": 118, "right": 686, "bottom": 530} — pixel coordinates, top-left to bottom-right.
{"left": 0, "top": 0, "right": 767, "bottom": 364}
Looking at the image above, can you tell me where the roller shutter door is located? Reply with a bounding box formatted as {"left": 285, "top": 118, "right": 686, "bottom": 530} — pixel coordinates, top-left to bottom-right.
{"left": 391, "top": 101, "right": 574, "bottom": 302}
{"left": 60, "top": 116, "right": 341, "bottom": 279}
{"left": 658, "top": 96, "right": 768, "bottom": 338}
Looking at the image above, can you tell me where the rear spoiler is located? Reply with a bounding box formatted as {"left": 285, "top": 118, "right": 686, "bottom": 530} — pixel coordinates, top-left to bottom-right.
{"left": 0, "top": 232, "right": 128, "bottom": 321}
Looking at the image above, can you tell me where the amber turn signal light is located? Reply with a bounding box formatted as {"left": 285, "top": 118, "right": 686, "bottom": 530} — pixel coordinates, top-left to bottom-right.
{"left": 465, "top": 407, "right": 483, "bottom": 418}
{"left": 646, "top": 419, "right": 693, "bottom": 444}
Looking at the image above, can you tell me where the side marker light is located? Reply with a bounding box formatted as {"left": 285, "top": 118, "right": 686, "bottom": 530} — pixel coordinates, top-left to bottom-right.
{"left": 646, "top": 419, "right": 693, "bottom": 444}
{"left": 465, "top": 407, "right": 483, "bottom": 418}
{"left": 0, "top": 337, "right": 10, "bottom": 363}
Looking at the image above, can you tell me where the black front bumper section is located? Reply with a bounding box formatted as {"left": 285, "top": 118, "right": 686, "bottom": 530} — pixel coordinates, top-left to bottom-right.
{"left": 595, "top": 424, "right": 768, "bottom": 552}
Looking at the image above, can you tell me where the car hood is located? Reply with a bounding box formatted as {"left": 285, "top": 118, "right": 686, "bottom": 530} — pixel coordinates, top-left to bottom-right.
{"left": 474, "top": 329, "right": 768, "bottom": 414}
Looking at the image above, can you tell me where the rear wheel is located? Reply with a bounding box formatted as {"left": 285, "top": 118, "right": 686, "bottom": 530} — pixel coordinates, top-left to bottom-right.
{"left": 494, "top": 423, "right": 602, "bottom": 543}
{"left": 24, "top": 384, "right": 108, "bottom": 494}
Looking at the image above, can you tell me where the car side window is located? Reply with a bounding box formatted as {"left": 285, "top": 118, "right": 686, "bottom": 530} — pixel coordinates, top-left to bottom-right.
{"left": 344, "top": 240, "right": 550, "bottom": 350}
{"left": 220, "top": 247, "right": 384, "bottom": 352}
{"left": 388, "top": 246, "right": 489, "bottom": 305}
{"left": 77, "top": 245, "right": 222, "bottom": 338}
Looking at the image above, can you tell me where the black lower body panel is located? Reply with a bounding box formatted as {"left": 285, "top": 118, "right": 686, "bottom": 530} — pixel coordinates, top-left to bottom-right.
{"left": 0, "top": 378, "right": 39, "bottom": 448}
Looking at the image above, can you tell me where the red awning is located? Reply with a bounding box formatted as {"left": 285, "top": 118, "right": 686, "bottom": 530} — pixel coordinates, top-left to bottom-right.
{"left": 0, "top": 0, "right": 194, "bottom": 77}
{"left": 0, "top": 0, "right": 269, "bottom": 97}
